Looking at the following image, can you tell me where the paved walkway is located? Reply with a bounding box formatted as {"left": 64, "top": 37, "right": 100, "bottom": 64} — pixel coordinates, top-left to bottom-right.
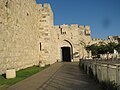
{"left": 7, "top": 62, "right": 102, "bottom": 90}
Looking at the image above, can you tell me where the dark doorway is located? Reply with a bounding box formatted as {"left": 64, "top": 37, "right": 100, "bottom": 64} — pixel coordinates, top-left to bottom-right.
{"left": 61, "top": 47, "right": 71, "bottom": 62}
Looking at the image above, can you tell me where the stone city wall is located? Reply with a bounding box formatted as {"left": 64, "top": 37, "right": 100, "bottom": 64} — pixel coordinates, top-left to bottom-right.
{"left": 0, "top": 0, "right": 52, "bottom": 74}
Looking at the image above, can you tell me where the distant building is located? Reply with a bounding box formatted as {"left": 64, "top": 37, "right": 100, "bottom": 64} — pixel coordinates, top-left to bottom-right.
{"left": 108, "top": 36, "right": 120, "bottom": 43}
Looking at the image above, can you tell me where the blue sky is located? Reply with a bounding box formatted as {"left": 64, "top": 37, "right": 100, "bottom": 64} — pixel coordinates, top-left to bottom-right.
{"left": 36, "top": 0, "right": 120, "bottom": 39}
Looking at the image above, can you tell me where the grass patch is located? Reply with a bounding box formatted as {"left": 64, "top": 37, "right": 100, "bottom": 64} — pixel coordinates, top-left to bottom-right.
{"left": 0, "top": 65, "right": 49, "bottom": 89}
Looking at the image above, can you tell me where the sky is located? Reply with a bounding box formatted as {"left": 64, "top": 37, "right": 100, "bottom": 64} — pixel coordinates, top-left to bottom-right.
{"left": 36, "top": 0, "right": 120, "bottom": 39}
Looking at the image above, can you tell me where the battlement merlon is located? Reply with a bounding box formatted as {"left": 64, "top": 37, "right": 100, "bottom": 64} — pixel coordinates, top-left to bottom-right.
{"left": 36, "top": 3, "right": 53, "bottom": 13}
{"left": 54, "top": 25, "right": 60, "bottom": 29}
{"left": 79, "top": 26, "right": 85, "bottom": 30}
{"left": 36, "top": 4, "right": 43, "bottom": 9}
{"left": 84, "top": 26, "right": 90, "bottom": 30}
{"left": 44, "top": 3, "right": 50, "bottom": 8}
{"left": 59, "top": 24, "right": 69, "bottom": 28}
{"left": 43, "top": 3, "right": 53, "bottom": 13}
{"left": 71, "top": 24, "right": 79, "bottom": 27}
{"left": 92, "top": 38, "right": 104, "bottom": 41}
{"left": 56, "top": 24, "right": 91, "bottom": 30}
{"left": 59, "top": 24, "right": 79, "bottom": 28}
{"left": 79, "top": 25, "right": 90, "bottom": 30}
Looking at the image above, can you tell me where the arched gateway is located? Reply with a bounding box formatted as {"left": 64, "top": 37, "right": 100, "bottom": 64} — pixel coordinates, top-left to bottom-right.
{"left": 61, "top": 40, "right": 73, "bottom": 62}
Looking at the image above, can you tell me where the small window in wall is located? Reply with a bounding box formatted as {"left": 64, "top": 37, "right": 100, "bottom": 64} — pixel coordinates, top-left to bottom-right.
{"left": 43, "top": 16, "right": 46, "bottom": 18}
{"left": 5, "top": 1, "right": 8, "bottom": 8}
{"left": 62, "top": 32, "right": 66, "bottom": 34}
{"left": 57, "top": 34, "right": 59, "bottom": 39}
{"left": 40, "top": 42, "right": 42, "bottom": 51}
{"left": 60, "top": 28, "right": 62, "bottom": 34}
{"left": 71, "top": 33, "right": 73, "bottom": 39}
{"left": 27, "top": 13, "right": 29, "bottom": 16}
{"left": 40, "top": 20, "right": 46, "bottom": 22}
{"left": 44, "top": 33, "right": 48, "bottom": 36}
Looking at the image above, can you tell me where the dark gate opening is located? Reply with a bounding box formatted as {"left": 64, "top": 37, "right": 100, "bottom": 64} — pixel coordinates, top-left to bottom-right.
{"left": 61, "top": 47, "right": 71, "bottom": 62}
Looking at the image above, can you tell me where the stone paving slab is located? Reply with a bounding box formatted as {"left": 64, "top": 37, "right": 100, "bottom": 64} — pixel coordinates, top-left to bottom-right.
{"left": 7, "top": 62, "right": 103, "bottom": 90}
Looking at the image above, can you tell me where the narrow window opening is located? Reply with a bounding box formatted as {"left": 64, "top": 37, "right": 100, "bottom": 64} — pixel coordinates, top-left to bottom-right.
{"left": 58, "top": 34, "right": 59, "bottom": 39}
{"left": 71, "top": 33, "right": 73, "bottom": 39}
{"left": 40, "top": 43, "right": 42, "bottom": 51}
{"left": 5, "top": 1, "right": 8, "bottom": 8}
{"left": 60, "top": 28, "right": 62, "bottom": 34}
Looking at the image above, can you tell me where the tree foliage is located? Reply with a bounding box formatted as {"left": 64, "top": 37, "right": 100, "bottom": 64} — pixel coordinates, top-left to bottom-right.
{"left": 86, "top": 42, "right": 119, "bottom": 56}
{"left": 115, "top": 43, "right": 120, "bottom": 53}
{"left": 106, "top": 42, "right": 117, "bottom": 53}
{"left": 86, "top": 44, "right": 98, "bottom": 56}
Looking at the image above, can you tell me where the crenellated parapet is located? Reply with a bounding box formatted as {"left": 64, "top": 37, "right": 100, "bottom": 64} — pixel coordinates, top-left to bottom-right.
{"left": 55, "top": 24, "right": 90, "bottom": 31}
{"left": 54, "top": 24, "right": 91, "bottom": 37}
{"left": 43, "top": 3, "right": 53, "bottom": 12}
{"left": 91, "top": 36, "right": 119, "bottom": 45}
{"left": 37, "top": 3, "right": 53, "bottom": 11}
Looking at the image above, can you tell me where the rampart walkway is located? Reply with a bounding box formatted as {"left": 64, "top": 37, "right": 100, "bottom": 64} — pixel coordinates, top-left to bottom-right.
{"left": 7, "top": 62, "right": 102, "bottom": 90}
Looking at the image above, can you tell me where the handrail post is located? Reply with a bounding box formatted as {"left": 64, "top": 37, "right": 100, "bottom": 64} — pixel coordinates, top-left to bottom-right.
{"left": 116, "top": 65, "right": 120, "bottom": 90}
{"left": 107, "top": 64, "right": 110, "bottom": 81}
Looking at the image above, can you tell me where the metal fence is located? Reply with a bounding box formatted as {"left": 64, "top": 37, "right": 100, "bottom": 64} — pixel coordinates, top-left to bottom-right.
{"left": 80, "top": 60, "right": 120, "bottom": 90}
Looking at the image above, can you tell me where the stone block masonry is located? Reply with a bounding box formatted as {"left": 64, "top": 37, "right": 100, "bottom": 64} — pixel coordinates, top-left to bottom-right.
{"left": 0, "top": 0, "right": 50, "bottom": 74}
